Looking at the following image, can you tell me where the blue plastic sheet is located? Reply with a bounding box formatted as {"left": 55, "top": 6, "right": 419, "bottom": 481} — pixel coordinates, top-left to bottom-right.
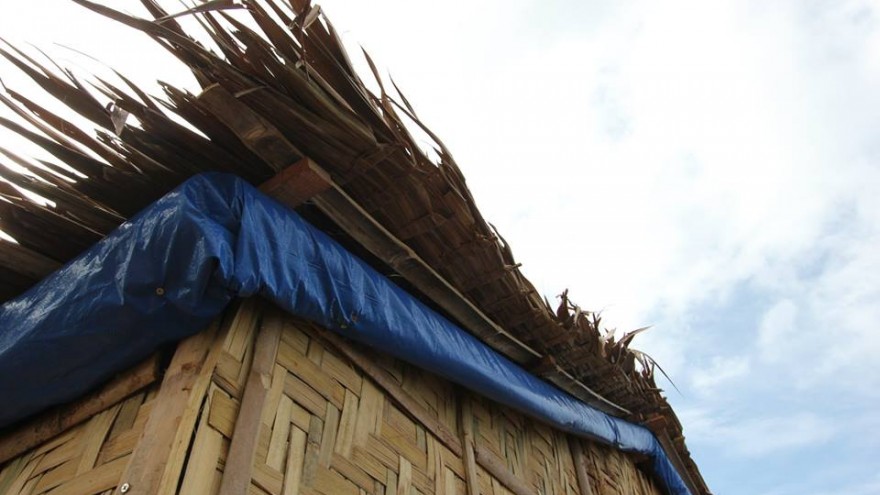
{"left": 0, "top": 174, "right": 689, "bottom": 494}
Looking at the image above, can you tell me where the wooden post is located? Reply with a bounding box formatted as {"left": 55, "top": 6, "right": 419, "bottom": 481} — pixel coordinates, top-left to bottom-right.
{"left": 458, "top": 392, "right": 480, "bottom": 495}
{"left": 218, "top": 306, "right": 284, "bottom": 495}
{"left": 568, "top": 436, "right": 594, "bottom": 495}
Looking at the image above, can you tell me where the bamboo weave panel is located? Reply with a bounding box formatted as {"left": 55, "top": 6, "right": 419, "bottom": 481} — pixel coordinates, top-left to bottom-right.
{"left": 176, "top": 303, "right": 663, "bottom": 495}
{"left": 0, "top": 385, "right": 159, "bottom": 495}
{"left": 0, "top": 299, "right": 663, "bottom": 495}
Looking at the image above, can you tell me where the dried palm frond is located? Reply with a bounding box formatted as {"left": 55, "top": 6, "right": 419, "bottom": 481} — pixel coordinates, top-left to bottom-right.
{"left": 0, "top": 3, "right": 706, "bottom": 491}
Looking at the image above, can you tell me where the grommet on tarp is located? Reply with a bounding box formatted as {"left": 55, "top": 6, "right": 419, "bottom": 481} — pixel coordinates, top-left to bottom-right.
{"left": 119, "top": 482, "right": 130, "bottom": 493}
{"left": 155, "top": 287, "right": 165, "bottom": 296}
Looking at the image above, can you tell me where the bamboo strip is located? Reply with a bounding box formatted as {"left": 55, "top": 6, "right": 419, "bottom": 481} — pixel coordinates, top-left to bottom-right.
{"left": 178, "top": 385, "right": 225, "bottom": 495}
{"left": 317, "top": 331, "right": 463, "bottom": 457}
{"left": 474, "top": 443, "right": 535, "bottom": 495}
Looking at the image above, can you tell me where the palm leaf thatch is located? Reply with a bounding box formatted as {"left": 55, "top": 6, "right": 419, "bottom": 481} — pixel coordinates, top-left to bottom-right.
{"left": 0, "top": 2, "right": 707, "bottom": 492}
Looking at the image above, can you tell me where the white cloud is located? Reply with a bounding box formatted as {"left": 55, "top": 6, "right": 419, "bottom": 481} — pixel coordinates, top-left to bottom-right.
{"left": 3, "top": 1, "right": 879, "bottom": 493}
{"left": 681, "top": 408, "right": 837, "bottom": 458}
{"left": 691, "top": 355, "right": 752, "bottom": 395}
{"left": 810, "top": 477, "right": 880, "bottom": 495}
{"left": 757, "top": 300, "right": 799, "bottom": 363}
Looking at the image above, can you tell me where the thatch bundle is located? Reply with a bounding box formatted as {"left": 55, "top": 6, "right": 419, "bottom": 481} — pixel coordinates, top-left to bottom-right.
{"left": 0, "top": 2, "right": 707, "bottom": 492}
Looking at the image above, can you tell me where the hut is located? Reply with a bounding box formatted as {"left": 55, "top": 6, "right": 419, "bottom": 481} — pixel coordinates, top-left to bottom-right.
{"left": 0, "top": 2, "right": 710, "bottom": 495}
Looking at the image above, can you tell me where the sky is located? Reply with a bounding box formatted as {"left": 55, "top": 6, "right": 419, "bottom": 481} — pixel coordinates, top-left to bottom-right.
{"left": 1, "top": 1, "right": 879, "bottom": 494}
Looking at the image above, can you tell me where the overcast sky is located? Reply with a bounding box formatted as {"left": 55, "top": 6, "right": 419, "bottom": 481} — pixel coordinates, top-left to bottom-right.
{"left": 1, "top": 2, "right": 879, "bottom": 494}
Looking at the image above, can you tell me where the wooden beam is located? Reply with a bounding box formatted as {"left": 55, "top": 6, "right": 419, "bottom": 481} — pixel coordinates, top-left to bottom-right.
{"left": 568, "top": 436, "right": 594, "bottom": 495}
{"left": 0, "top": 354, "right": 160, "bottom": 464}
{"left": 198, "top": 84, "right": 303, "bottom": 171}
{"left": 218, "top": 305, "right": 284, "bottom": 495}
{"left": 260, "top": 158, "right": 333, "bottom": 207}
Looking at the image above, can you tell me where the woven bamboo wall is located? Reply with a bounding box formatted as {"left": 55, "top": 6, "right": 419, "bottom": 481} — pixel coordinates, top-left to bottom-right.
{"left": 0, "top": 298, "right": 663, "bottom": 495}
{"left": 0, "top": 384, "right": 159, "bottom": 495}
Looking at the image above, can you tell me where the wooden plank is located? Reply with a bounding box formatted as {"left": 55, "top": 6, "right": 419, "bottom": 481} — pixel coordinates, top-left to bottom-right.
{"left": 431, "top": 438, "right": 444, "bottom": 495}
{"left": 161, "top": 315, "right": 243, "bottom": 494}
{"left": 218, "top": 306, "right": 285, "bottom": 495}
{"left": 568, "top": 437, "right": 593, "bottom": 495}
{"left": 0, "top": 355, "right": 160, "bottom": 465}
{"left": 260, "top": 157, "right": 333, "bottom": 207}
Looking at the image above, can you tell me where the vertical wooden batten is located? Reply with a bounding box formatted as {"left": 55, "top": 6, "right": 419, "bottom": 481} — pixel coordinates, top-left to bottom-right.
{"left": 113, "top": 320, "right": 222, "bottom": 495}
{"left": 217, "top": 305, "right": 284, "bottom": 495}
{"left": 569, "top": 436, "right": 595, "bottom": 495}
{"left": 458, "top": 393, "right": 479, "bottom": 495}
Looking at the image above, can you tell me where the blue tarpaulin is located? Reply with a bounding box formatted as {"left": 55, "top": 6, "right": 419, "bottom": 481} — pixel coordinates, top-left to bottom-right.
{"left": 0, "top": 174, "right": 690, "bottom": 495}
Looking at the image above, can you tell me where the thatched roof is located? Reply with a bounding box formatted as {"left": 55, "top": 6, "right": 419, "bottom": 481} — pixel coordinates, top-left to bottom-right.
{"left": 0, "top": 1, "right": 708, "bottom": 493}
